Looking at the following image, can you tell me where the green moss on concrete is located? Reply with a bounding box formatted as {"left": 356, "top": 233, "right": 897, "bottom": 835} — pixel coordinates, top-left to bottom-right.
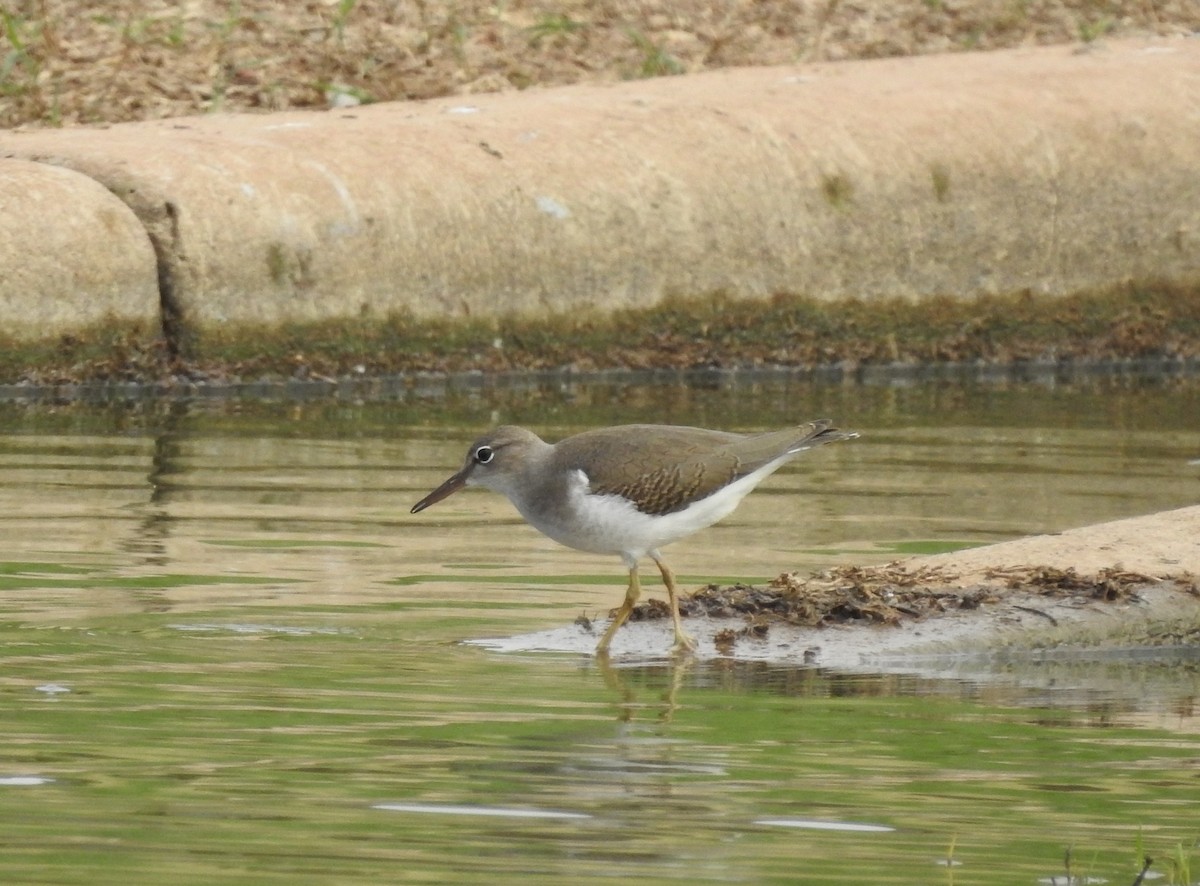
{"left": 3, "top": 282, "right": 1199, "bottom": 385}
{"left": 188, "top": 280, "right": 1200, "bottom": 380}
{"left": 0, "top": 320, "right": 166, "bottom": 385}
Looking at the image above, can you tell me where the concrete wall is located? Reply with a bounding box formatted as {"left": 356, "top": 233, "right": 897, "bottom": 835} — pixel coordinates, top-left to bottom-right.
{"left": 0, "top": 159, "right": 159, "bottom": 342}
{"left": 1, "top": 38, "right": 1197, "bottom": 356}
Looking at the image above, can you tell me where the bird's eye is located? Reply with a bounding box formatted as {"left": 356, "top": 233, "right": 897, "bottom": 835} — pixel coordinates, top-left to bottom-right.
{"left": 474, "top": 445, "right": 495, "bottom": 465}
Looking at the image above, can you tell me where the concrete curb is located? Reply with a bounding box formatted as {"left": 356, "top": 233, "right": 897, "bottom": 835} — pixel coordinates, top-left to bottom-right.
{"left": 1, "top": 38, "right": 1198, "bottom": 358}
{"left": 0, "top": 159, "right": 159, "bottom": 343}
{"left": 908, "top": 504, "right": 1200, "bottom": 579}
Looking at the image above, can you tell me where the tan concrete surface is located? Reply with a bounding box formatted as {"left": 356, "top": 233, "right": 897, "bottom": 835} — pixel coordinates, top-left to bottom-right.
{"left": 0, "top": 38, "right": 1198, "bottom": 352}
{"left": 910, "top": 504, "right": 1200, "bottom": 580}
{"left": 0, "top": 159, "right": 160, "bottom": 342}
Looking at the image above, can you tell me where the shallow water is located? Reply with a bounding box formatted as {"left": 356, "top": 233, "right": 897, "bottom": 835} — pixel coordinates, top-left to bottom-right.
{"left": 1, "top": 376, "right": 1198, "bottom": 885}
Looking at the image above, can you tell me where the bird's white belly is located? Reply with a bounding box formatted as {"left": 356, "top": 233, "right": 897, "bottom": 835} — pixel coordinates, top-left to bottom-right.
{"left": 516, "top": 467, "right": 770, "bottom": 561}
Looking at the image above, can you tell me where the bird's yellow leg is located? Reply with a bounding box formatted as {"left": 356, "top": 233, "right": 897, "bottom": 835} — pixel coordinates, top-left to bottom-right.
{"left": 654, "top": 555, "right": 697, "bottom": 655}
{"left": 596, "top": 563, "right": 641, "bottom": 655}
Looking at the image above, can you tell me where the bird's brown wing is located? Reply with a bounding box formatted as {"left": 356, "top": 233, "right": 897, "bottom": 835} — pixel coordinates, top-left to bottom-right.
{"left": 558, "top": 421, "right": 843, "bottom": 516}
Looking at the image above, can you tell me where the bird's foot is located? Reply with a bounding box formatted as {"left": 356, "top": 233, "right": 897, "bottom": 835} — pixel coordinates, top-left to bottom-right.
{"left": 670, "top": 630, "right": 698, "bottom": 656}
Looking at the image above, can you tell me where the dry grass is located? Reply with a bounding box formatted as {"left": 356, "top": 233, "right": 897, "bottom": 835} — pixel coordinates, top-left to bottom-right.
{"left": 2, "top": 1, "right": 1197, "bottom": 129}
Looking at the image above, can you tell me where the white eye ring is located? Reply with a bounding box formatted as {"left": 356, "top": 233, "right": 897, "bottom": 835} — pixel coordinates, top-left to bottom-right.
{"left": 474, "top": 446, "right": 495, "bottom": 465}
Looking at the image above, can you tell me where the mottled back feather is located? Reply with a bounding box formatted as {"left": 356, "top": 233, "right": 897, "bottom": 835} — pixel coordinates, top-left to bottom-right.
{"left": 550, "top": 421, "right": 848, "bottom": 516}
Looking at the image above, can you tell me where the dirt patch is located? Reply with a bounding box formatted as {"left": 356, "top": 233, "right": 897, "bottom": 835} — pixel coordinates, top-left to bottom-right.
{"left": 3, "top": 1, "right": 1197, "bottom": 130}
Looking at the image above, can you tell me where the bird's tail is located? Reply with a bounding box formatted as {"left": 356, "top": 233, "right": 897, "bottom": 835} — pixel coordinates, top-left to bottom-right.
{"left": 787, "top": 418, "right": 859, "bottom": 453}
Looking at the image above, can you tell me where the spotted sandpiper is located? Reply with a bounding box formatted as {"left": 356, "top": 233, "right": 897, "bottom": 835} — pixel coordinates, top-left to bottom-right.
{"left": 411, "top": 419, "right": 857, "bottom": 655}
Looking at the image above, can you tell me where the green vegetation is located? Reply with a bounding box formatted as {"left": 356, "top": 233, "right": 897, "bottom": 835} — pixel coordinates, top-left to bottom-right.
{"left": 1165, "top": 838, "right": 1195, "bottom": 885}
{"left": 329, "top": 0, "right": 358, "bottom": 45}
{"left": 526, "top": 12, "right": 586, "bottom": 48}
{"left": 625, "top": 27, "right": 684, "bottom": 78}
{"left": 1078, "top": 14, "right": 1117, "bottom": 43}
{"left": 0, "top": 7, "right": 56, "bottom": 122}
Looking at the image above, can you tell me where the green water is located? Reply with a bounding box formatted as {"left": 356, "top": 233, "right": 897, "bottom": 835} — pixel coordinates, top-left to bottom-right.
{"left": 1, "top": 376, "right": 1198, "bottom": 885}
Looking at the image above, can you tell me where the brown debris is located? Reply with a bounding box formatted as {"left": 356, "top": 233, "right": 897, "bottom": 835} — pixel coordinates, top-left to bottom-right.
{"left": 622, "top": 562, "right": 1199, "bottom": 651}
{"left": 673, "top": 563, "right": 1001, "bottom": 629}
{"left": 983, "top": 565, "right": 1190, "bottom": 602}
{"left": 713, "top": 622, "right": 769, "bottom": 655}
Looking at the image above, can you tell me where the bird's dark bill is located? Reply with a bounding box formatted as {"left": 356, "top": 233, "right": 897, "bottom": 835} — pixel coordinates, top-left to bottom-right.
{"left": 410, "top": 470, "right": 468, "bottom": 513}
